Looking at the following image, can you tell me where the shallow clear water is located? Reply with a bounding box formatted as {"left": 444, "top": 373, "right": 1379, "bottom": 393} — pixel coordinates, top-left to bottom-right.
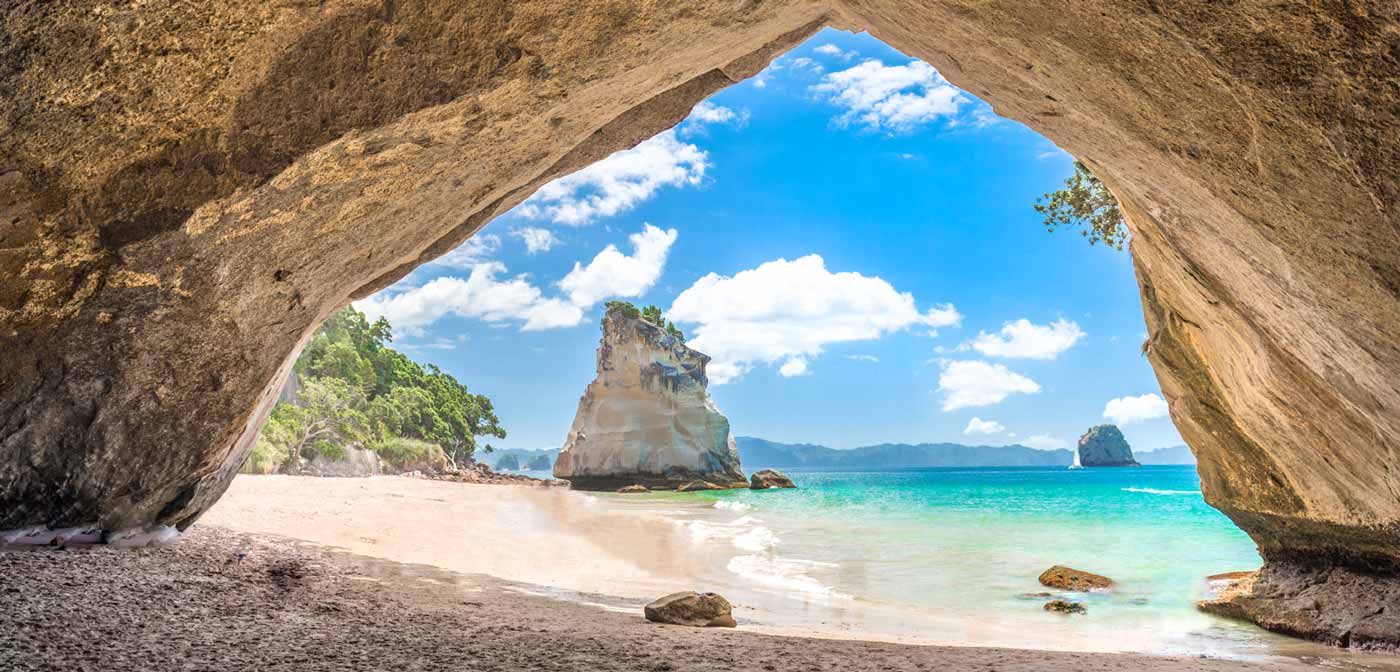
{"left": 624, "top": 466, "right": 1314, "bottom": 657}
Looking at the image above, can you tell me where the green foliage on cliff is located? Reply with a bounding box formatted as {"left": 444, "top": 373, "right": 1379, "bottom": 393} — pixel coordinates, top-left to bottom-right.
{"left": 607, "top": 301, "right": 684, "bottom": 340}
{"left": 1035, "top": 161, "right": 1128, "bottom": 250}
{"left": 245, "top": 307, "right": 504, "bottom": 474}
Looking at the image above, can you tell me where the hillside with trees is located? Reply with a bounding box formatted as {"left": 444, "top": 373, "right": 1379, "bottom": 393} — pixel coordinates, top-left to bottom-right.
{"left": 244, "top": 307, "right": 504, "bottom": 474}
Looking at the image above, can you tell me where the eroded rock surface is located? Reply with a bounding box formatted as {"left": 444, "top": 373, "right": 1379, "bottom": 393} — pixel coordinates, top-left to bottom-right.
{"left": 643, "top": 591, "right": 737, "bottom": 628}
{"left": 1074, "top": 425, "right": 1139, "bottom": 468}
{"left": 1044, "top": 600, "right": 1086, "bottom": 615}
{"left": 553, "top": 306, "right": 744, "bottom": 490}
{"left": 750, "top": 469, "right": 797, "bottom": 490}
{"left": 2, "top": 0, "right": 1398, "bottom": 646}
{"left": 1039, "top": 566, "right": 1114, "bottom": 592}
{"left": 1200, "top": 565, "right": 1400, "bottom": 650}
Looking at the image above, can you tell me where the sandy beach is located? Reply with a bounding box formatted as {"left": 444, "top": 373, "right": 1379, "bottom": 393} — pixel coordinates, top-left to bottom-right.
{"left": 2, "top": 523, "right": 1343, "bottom": 672}
{"left": 4, "top": 475, "right": 1395, "bottom": 671}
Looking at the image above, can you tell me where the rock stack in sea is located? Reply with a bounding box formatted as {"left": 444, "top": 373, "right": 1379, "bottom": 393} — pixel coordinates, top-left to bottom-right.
{"left": 1074, "top": 425, "right": 1139, "bottom": 467}
{"left": 553, "top": 304, "right": 745, "bottom": 490}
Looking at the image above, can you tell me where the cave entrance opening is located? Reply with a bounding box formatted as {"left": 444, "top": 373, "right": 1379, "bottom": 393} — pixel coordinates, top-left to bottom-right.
{"left": 219, "top": 28, "right": 1268, "bottom": 656}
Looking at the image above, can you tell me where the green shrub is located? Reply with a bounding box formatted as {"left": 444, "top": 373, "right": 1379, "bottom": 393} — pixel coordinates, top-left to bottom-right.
{"left": 369, "top": 436, "right": 448, "bottom": 471}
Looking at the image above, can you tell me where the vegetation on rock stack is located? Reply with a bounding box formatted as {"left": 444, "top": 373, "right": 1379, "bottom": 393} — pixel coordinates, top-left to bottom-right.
{"left": 245, "top": 307, "right": 505, "bottom": 473}
{"left": 1035, "top": 161, "right": 1127, "bottom": 250}
{"left": 607, "top": 300, "right": 684, "bottom": 340}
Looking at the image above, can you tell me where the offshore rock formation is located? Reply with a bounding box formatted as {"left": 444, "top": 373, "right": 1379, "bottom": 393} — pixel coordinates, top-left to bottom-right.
{"left": 749, "top": 469, "right": 797, "bottom": 490}
{"left": 1039, "top": 565, "right": 1115, "bottom": 591}
{"left": 1074, "top": 425, "right": 1140, "bottom": 467}
{"left": 553, "top": 307, "right": 744, "bottom": 490}
{"left": 1, "top": 0, "right": 1398, "bottom": 646}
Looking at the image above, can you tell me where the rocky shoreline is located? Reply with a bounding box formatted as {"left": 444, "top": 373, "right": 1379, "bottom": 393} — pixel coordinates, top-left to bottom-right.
{"left": 1199, "top": 564, "right": 1400, "bottom": 651}
{"left": 427, "top": 461, "right": 568, "bottom": 487}
{"left": 0, "top": 525, "right": 1332, "bottom": 672}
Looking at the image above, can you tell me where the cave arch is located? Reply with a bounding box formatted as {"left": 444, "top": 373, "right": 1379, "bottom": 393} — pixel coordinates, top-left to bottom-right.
{"left": 2, "top": 0, "right": 1397, "bottom": 645}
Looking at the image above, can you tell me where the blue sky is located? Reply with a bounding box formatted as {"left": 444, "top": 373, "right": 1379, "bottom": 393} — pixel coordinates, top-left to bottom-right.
{"left": 356, "top": 29, "right": 1183, "bottom": 453}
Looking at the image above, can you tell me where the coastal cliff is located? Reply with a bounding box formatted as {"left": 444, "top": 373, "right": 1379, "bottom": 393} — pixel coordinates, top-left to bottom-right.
{"left": 553, "top": 305, "right": 744, "bottom": 490}
{"left": 1075, "top": 425, "right": 1139, "bottom": 467}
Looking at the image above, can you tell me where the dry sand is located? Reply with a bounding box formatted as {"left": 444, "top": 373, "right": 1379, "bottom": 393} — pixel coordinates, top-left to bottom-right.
{"left": 198, "top": 474, "right": 732, "bottom": 600}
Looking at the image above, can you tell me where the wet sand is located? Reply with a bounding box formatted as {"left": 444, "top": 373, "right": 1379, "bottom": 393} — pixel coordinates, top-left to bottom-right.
{"left": 2, "top": 523, "right": 1344, "bottom": 672}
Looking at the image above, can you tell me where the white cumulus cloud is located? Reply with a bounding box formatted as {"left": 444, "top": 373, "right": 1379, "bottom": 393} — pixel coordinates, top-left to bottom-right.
{"left": 511, "top": 227, "right": 558, "bottom": 254}
{"left": 778, "top": 358, "right": 810, "bottom": 378}
{"left": 1024, "top": 435, "right": 1069, "bottom": 450}
{"left": 558, "top": 224, "right": 677, "bottom": 308}
{"left": 355, "top": 263, "right": 584, "bottom": 335}
{"left": 513, "top": 130, "right": 707, "bottom": 226}
{"left": 963, "top": 417, "right": 1006, "bottom": 435}
{"left": 686, "top": 101, "right": 743, "bottom": 125}
{"left": 1103, "top": 393, "right": 1170, "bottom": 426}
{"left": 512, "top": 100, "right": 744, "bottom": 227}
{"left": 430, "top": 233, "right": 500, "bottom": 269}
{"left": 357, "top": 225, "right": 674, "bottom": 335}
{"left": 937, "top": 360, "right": 1040, "bottom": 411}
{"left": 813, "top": 59, "right": 964, "bottom": 133}
{"left": 668, "top": 254, "right": 960, "bottom": 384}
{"left": 813, "top": 43, "right": 858, "bottom": 60}
{"left": 970, "top": 318, "right": 1085, "bottom": 360}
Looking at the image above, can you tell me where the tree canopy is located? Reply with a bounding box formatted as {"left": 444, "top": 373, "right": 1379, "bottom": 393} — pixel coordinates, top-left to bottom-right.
{"left": 1034, "top": 161, "right": 1128, "bottom": 250}
{"left": 247, "top": 307, "right": 504, "bottom": 473}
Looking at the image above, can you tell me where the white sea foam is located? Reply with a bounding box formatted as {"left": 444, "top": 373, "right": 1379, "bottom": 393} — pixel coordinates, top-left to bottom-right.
{"left": 1122, "top": 487, "right": 1201, "bottom": 495}
{"left": 733, "top": 526, "right": 778, "bottom": 553}
{"left": 682, "top": 516, "right": 763, "bottom": 544}
{"left": 726, "top": 554, "right": 845, "bottom": 598}
{"left": 713, "top": 500, "right": 752, "bottom": 512}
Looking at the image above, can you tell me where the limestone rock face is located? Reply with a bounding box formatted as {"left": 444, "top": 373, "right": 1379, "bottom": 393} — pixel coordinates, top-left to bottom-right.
{"left": 553, "top": 307, "right": 744, "bottom": 490}
{"left": 1, "top": 0, "right": 1399, "bottom": 646}
{"left": 302, "top": 446, "right": 383, "bottom": 478}
{"left": 1074, "top": 425, "right": 1139, "bottom": 468}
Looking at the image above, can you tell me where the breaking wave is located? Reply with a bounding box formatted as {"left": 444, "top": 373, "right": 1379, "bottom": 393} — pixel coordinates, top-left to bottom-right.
{"left": 1122, "top": 487, "right": 1201, "bottom": 495}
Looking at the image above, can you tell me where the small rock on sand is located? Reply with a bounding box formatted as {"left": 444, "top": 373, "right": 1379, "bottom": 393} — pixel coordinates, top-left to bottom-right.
{"left": 644, "top": 591, "right": 737, "bottom": 627}
{"left": 1039, "top": 565, "right": 1114, "bottom": 591}
{"left": 1044, "top": 599, "right": 1086, "bottom": 614}
{"left": 616, "top": 485, "right": 649, "bottom": 493}
{"left": 676, "top": 480, "right": 727, "bottom": 492}
{"left": 749, "top": 469, "right": 797, "bottom": 490}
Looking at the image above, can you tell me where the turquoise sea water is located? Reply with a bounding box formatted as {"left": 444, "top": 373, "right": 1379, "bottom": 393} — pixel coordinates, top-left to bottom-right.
{"left": 638, "top": 465, "right": 1301, "bottom": 656}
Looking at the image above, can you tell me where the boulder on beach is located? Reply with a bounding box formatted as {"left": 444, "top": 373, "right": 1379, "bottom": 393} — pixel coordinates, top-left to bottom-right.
{"left": 1039, "top": 565, "right": 1114, "bottom": 591}
{"left": 643, "top": 591, "right": 737, "bottom": 628}
{"left": 1044, "top": 599, "right": 1086, "bottom": 614}
{"left": 676, "top": 480, "right": 726, "bottom": 492}
{"left": 616, "top": 485, "right": 649, "bottom": 494}
{"left": 749, "top": 469, "right": 796, "bottom": 490}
